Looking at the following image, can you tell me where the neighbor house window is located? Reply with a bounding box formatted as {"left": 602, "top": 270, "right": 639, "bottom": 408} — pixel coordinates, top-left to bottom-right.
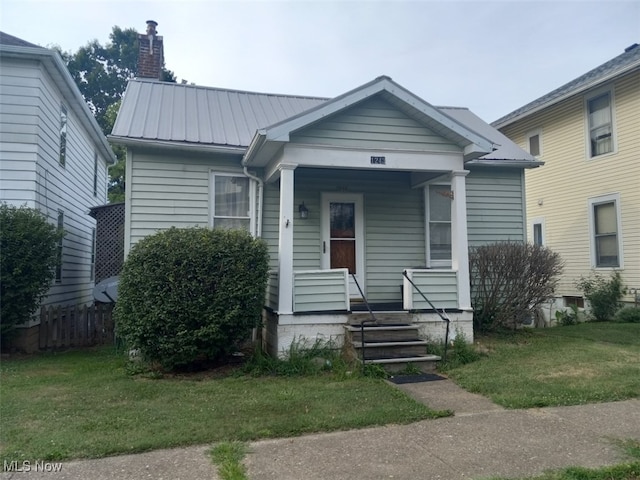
{"left": 93, "top": 151, "right": 98, "bottom": 197}
{"left": 588, "top": 194, "right": 622, "bottom": 268}
{"left": 59, "top": 104, "right": 68, "bottom": 166}
{"left": 90, "top": 228, "right": 96, "bottom": 281}
{"left": 533, "top": 223, "right": 543, "bottom": 246}
{"left": 426, "top": 184, "right": 451, "bottom": 267}
{"left": 56, "top": 210, "right": 64, "bottom": 282}
{"left": 527, "top": 130, "right": 542, "bottom": 157}
{"left": 211, "top": 173, "right": 253, "bottom": 233}
{"left": 586, "top": 90, "right": 614, "bottom": 157}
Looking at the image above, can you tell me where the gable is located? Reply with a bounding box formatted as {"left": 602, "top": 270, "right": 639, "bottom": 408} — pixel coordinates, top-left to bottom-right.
{"left": 290, "top": 96, "right": 461, "bottom": 152}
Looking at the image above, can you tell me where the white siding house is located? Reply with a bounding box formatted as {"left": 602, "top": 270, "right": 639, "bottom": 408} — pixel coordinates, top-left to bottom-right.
{"left": 0, "top": 32, "right": 116, "bottom": 314}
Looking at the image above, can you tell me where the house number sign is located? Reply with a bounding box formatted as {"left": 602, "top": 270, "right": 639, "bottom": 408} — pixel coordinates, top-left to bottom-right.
{"left": 370, "top": 156, "right": 386, "bottom": 165}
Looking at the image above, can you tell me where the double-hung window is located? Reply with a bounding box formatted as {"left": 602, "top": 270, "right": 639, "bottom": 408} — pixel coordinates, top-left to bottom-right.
{"left": 587, "top": 90, "right": 614, "bottom": 157}
{"left": 589, "top": 194, "right": 622, "bottom": 268}
{"left": 531, "top": 218, "right": 545, "bottom": 246}
{"left": 527, "top": 129, "right": 542, "bottom": 157}
{"left": 211, "top": 173, "right": 253, "bottom": 233}
{"left": 59, "top": 104, "right": 68, "bottom": 166}
{"left": 426, "top": 184, "right": 452, "bottom": 267}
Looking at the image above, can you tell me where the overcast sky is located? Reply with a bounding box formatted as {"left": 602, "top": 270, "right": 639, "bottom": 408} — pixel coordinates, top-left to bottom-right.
{"left": 1, "top": 0, "right": 639, "bottom": 122}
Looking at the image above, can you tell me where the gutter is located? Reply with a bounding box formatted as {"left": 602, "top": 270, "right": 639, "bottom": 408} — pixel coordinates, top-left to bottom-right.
{"left": 107, "top": 136, "right": 246, "bottom": 155}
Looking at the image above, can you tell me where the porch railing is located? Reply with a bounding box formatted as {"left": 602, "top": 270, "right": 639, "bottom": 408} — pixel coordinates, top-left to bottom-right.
{"left": 293, "top": 269, "right": 350, "bottom": 312}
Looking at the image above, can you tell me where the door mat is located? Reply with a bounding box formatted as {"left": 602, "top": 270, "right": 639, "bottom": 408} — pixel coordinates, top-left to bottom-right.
{"left": 387, "top": 373, "right": 446, "bottom": 384}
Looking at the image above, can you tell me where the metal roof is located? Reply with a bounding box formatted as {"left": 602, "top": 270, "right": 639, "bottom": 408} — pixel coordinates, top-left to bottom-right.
{"left": 441, "top": 107, "right": 540, "bottom": 165}
{"left": 0, "top": 31, "right": 42, "bottom": 48}
{"left": 111, "top": 79, "right": 328, "bottom": 148}
{"left": 493, "top": 43, "right": 640, "bottom": 128}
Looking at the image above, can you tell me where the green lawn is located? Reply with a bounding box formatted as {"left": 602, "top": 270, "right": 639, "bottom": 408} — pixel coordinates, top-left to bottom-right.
{"left": 0, "top": 347, "right": 445, "bottom": 462}
{"left": 445, "top": 323, "right": 640, "bottom": 408}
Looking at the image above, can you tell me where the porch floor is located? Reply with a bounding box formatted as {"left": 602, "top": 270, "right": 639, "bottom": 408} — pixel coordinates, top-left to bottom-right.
{"left": 350, "top": 302, "right": 404, "bottom": 312}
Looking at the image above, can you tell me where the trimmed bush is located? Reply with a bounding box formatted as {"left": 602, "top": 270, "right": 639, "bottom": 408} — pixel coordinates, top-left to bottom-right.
{"left": 0, "top": 204, "right": 63, "bottom": 342}
{"left": 576, "top": 271, "right": 626, "bottom": 321}
{"left": 115, "top": 227, "right": 269, "bottom": 370}
{"left": 614, "top": 306, "right": 640, "bottom": 323}
{"left": 470, "top": 241, "right": 564, "bottom": 331}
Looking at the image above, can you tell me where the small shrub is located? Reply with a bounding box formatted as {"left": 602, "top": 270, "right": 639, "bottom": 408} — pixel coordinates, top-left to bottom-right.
{"left": 555, "top": 304, "right": 580, "bottom": 326}
{"left": 614, "top": 306, "right": 640, "bottom": 323}
{"left": 470, "top": 241, "right": 564, "bottom": 331}
{"left": 0, "top": 204, "right": 64, "bottom": 342}
{"left": 115, "top": 227, "right": 269, "bottom": 370}
{"left": 576, "top": 271, "right": 626, "bottom": 321}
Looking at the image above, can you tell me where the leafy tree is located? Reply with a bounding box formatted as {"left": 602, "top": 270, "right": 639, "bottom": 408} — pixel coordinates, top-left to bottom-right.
{"left": 61, "top": 26, "right": 176, "bottom": 202}
{"left": 0, "top": 204, "right": 64, "bottom": 343}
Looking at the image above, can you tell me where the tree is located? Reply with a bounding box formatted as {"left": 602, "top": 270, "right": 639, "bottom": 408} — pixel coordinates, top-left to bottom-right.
{"left": 0, "top": 204, "right": 64, "bottom": 343}
{"left": 61, "top": 26, "right": 176, "bottom": 202}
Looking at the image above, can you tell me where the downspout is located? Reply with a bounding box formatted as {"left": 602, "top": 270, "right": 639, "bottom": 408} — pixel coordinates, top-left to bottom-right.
{"left": 243, "top": 165, "right": 263, "bottom": 237}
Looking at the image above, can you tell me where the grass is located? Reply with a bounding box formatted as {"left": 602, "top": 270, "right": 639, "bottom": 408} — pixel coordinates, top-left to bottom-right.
{"left": 0, "top": 346, "right": 447, "bottom": 462}
{"left": 443, "top": 323, "right": 640, "bottom": 409}
{"left": 485, "top": 439, "right": 640, "bottom": 480}
{"left": 210, "top": 442, "right": 248, "bottom": 480}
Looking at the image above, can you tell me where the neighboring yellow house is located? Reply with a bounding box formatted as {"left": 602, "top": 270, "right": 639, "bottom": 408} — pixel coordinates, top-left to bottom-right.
{"left": 494, "top": 43, "right": 640, "bottom": 317}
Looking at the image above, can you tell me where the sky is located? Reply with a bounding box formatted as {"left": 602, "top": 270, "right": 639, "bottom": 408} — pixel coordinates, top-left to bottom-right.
{"left": 1, "top": 0, "right": 639, "bottom": 122}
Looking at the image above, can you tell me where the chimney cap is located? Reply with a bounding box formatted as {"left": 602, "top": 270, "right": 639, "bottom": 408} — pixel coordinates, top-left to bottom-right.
{"left": 146, "top": 20, "right": 158, "bottom": 35}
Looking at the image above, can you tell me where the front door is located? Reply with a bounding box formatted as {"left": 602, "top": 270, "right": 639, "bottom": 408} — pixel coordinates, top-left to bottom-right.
{"left": 321, "top": 193, "right": 364, "bottom": 298}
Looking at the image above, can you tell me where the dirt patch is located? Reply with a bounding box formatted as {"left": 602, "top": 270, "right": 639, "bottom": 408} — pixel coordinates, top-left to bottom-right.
{"left": 535, "top": 366, "right": 599, "bottom": 380}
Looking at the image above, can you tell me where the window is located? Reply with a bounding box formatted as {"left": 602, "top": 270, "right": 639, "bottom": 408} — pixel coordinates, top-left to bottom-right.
{"left": 211, "top": 173, "right": 253, "bottom": 233}
{"left": 59, "top": 104, "right": 68, "bottom": 166}
{"left": 93, "top": 151, "right": 98, "bottom": 196}
{"left": 426, "top": 184, "right": 451, "bottom": 267}
{"left": 564, "top": 296, "right": 585, "bottom": 309}
{"left": 527, "top": 130, "right": 542, "bottom": 157}
{"left": 55, "top": 211, "right": 64, "bottom": 282}
{"left": 588, "top": 194, "right": 622, "bottom": 268}
{"left": 530, "top": 217, "right": 545, "bottom": 246}
{"left": 587, "top": 90, "right": 614, "bottom": 157}
{"left": 90, "top": 228, "right": 96, "bottom": 281}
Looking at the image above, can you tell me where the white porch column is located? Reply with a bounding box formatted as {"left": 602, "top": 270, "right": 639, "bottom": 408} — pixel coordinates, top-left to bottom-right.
{"left": 450, "top": 170, "right": 471, "bottom": 310}
{"left": 277, "top": 164, "right": 297, "bottom": 314}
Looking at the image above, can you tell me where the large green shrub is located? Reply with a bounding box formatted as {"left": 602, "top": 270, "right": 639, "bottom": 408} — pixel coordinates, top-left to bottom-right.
{"left": 576, "top": 271, "right": 626, "bottom": 321}
{"left": 470, "top": 241, "right": 564, "bottom": 331}
{"left": 614, "top": 306, "right": 640, "bottom": 323}
{"left": 0, "top": 204, "right": 63, "bottom": 341}
{"left": 115, "top": 227, "right": 269, "bottom": 370}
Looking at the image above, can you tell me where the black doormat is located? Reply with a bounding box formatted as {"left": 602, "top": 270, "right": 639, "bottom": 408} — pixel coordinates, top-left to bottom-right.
{"left": 387, "top": 373, "right": 446, "bottom": 384}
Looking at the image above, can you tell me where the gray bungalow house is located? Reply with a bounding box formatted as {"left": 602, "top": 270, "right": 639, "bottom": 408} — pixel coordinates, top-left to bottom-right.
{"left": 110, "top": 24, "right": 539, "bottom": 356}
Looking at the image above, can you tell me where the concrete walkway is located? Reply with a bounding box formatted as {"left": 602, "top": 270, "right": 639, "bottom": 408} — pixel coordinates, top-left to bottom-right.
{"left": 3, "top": 380, "right": 640, "bottom": 480}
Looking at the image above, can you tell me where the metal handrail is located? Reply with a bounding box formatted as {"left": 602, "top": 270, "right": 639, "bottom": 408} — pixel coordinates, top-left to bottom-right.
{"left": 402, "top": 270, "right": 450, "bottom": 359}
{"left": 350, "top": 274, "right": 377, "bottom": 368}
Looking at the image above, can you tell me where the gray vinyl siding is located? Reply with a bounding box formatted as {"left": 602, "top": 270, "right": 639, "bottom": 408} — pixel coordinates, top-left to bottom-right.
{"left": 262, "top": 168, "right": 426, "bottom": 304}
{"left": 0, "top": 55, "right": 111, "bottom": 309}
{"left": 466, "top": 167, "right": 526, "bottom": 246}
{"left": 293, "top": 270, "right": 349, "bottom": 312}
{"left": 290, "top": 96, "right": 461, "bottom": 152}
{"left": 407, "top": 270, "right": 458, "bottom": 309}
{"left": 127, "top": 150, "right": 243, "bottom": 250}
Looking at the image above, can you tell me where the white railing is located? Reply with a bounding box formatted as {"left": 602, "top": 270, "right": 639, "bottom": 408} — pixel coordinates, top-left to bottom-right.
{"left": 402, "top": 268, "right": 458, "bottom": 310}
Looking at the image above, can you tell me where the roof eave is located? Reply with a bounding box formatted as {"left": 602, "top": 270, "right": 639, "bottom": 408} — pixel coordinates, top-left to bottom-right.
{"left": 108, "top": 136, "right": 246, "bottom": 155}
{"left": 465, "top": 158, "right": 544, "bottom": 169}
{"left": 1, "top": 44, "right": 117, "bottom": 164}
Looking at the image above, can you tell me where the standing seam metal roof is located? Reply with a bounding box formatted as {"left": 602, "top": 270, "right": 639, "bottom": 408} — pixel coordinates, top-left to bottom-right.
{"left": 111, "top": 79, "right": 329, "bottom": 148}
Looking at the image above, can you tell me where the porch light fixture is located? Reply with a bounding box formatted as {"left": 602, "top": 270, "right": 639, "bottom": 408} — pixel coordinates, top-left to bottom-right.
{"left": 298, "top": 202, "right": 309, "bottom": 219}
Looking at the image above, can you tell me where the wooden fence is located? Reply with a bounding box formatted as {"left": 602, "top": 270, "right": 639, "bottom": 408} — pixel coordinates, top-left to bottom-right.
{"left": 38, "top": 303, "right": 115, "bottom": 350}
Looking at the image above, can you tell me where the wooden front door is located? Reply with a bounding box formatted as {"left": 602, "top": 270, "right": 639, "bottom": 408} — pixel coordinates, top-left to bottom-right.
{"left": 321, "top": 193, "right": 364, "bottom": 298}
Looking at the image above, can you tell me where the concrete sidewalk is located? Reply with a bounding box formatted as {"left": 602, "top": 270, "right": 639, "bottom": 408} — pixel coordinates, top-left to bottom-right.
{"left": 3, "top": 380, "right": 639, "bottom": 480}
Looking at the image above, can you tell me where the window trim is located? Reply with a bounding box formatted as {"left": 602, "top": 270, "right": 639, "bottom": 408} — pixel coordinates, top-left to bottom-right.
{"left": 90, "top": 227, "right": 96, "bottom": 281}
{"left": 584, "top": 86, "right": 616, "bottom": 159}
{"left": 209, "top": 171, "right": 256, "bottom": 236}
{"left": 424, "top": 183, "right": 452, "bottom": 268}
{"left": 526, "top": 129, "right": 542, "bottom": 157}
{"left": 588, "top": 193, "right": 623, "bottom": 269}
{"left": 530, "top": 216, "right": 545, "bottom": 246}
{"left": 59, "top": 104, "right": 68, "bottom": 167}
{"left": 93, "top": 151, "right": 98, "bottom": 197}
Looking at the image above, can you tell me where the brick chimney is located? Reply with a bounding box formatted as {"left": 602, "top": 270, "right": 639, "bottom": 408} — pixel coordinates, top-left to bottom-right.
{"left": 137, "top": 20, "right": 164, "bottom": 80}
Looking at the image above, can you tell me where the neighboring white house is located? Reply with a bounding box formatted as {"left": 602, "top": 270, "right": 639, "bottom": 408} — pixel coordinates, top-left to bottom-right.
{"left": 0, "top": 32, "right": 116, "bottom": 314}
{"left": 110, "top": 24, "right": 540, "bottom": 357}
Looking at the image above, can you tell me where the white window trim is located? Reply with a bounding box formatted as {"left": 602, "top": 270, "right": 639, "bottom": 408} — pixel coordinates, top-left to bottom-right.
{"left": 55, "top": 210, "right": 64, "bottom": 283}
{"left": 584, "top": 85, "right": 617, "bottom": 159}
{"left": 209, "top": 171, "right": 256, "bottom": 236}
{"left": 526, "top": 128, "right": 543, "bottom": 158}
{"left": 424, "top": 183, "right": 452, "bottom": 268}
{"left": 587, "top": 193, "right": 623, "bottom": 269}
{"left": 529, "top": 216, "right": 545, "bottom": 246}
